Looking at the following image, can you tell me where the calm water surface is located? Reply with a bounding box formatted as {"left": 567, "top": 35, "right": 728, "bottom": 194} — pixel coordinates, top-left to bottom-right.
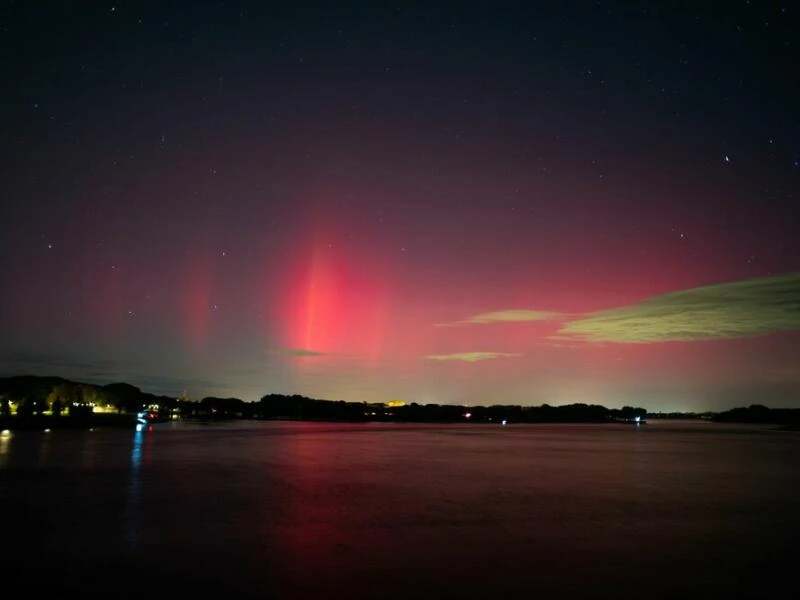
{"left": 1, "top": 420, "right": 798, "bottom": 599}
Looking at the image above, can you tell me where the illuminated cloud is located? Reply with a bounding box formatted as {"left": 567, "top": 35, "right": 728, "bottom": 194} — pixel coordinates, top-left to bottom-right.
{"left": 424, "top": 352, "right": 520, "bottom": 362}
{"left": 558, "top": 273, "right": 800, "bottom": 343}
{"left": 436, "top": 309, "right": 557, "bottom": 327}
{"left": 285, "top": 348, "right": 325, "bottom": 357}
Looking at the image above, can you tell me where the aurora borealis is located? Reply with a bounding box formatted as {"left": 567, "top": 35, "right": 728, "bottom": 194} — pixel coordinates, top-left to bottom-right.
{"left": 1, "top": 2, "right": 798, "bottom": 411}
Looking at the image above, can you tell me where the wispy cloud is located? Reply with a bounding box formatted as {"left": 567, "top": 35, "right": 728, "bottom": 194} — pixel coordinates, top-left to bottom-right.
{"left": 284, "top": 348, "right": 325, "bottom": 357}
{"left": 0, "top": 351, "right": 142, "bottom": 373}
{"left": 223, "top": 367, "right": 266, "bottom": 376}
{"left": 0, "top": 351, "right": 228, "bottom": 397}
{"left": 436, "top": 309, "right": 557, "bottom": 327}
{"left": 557, "top": 272, "right": 800, "bottom": 343}
{"left": 424, "top": 352, "right": 521, "bottom": 362}
{"left": 128, "top": 374, "right": 231, "bottom": 396}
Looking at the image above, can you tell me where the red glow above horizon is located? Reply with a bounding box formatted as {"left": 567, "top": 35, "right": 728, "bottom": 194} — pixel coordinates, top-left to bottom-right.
{"left": 1, "top": 4, "right": 798, "bottom": 411}
{"left": 281, "top": 214, "right": 389, "bottom": 364}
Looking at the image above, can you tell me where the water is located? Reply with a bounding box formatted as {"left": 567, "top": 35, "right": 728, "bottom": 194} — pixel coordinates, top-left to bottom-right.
{"left": 1, "top": 420, "right": 798, "bottom": 599}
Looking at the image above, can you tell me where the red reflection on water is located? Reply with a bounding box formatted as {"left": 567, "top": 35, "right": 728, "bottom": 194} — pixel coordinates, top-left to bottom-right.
{"left": 271, "top": 424, "right": 359, "bottom": 589}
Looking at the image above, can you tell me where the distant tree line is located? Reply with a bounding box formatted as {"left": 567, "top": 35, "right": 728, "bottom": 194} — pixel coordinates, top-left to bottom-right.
{"left": 0, "top": 376, "right": 651, "bottom": 424}
{"left": 2, "top": 376, "right": 797, "bottom": 427}
{"left": 711, "top": 404, "right": 800, "bottom": 427}
{"left": 0, "top": 376, "right": 176, "bottom": 419}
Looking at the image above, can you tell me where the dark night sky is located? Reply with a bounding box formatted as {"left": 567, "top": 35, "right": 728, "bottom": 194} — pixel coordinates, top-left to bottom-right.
{"left": 1, "top": 1, "right": 798, "bottom": 410}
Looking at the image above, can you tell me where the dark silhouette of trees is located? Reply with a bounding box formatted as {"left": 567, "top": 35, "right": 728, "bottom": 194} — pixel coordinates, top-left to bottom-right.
{"left": 257, "top": 394, "right": 366, "bottom": 421}
{"left": 713, "top": 404, "right": 800, "bottom": 427}
{"left": 51, "top": 397, "right": 64, "bottom": 416}
{"left": 199, "top": 396, "right": 252, "bottom": 419}
{"left": 255, "top": 394, "right": 643, "bottom": 424}
{"left": 2, "top": 375, "right": 798, "bottom": 430}
{"left": 0, "top": 375, "right": 655, "bottom": 426}
{"left": 104, "top": 382, "right": 146, "bottom": 413}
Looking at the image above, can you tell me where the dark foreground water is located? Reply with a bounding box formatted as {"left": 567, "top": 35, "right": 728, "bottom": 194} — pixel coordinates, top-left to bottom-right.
{"left": 1, "top": 420, "right": 798, "bottom": 599}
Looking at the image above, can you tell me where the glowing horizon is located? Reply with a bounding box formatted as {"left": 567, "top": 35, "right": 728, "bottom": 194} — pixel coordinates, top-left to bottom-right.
{"left": 1, "top": 4, "right": 797, "bottom": 412}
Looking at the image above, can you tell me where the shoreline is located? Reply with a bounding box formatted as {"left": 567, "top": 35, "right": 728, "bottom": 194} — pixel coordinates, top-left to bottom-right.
{"left": 0, "top": 413, "right": 137, "bottom": 431}
{"left": 2, "top": 414, "right": 797, "bottom": 433}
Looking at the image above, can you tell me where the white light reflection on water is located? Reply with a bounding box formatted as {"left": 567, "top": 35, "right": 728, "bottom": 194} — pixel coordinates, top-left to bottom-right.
{"left": 124, "top": 426, "right": 145, "bottom": 547}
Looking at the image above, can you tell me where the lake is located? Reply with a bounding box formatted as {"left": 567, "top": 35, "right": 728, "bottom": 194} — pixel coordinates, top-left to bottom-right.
{"left": 1, "top": 420, "right": 798, "bottom": 599}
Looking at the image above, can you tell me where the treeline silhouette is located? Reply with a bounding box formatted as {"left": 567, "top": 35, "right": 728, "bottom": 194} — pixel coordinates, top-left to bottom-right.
{"left": 1, "top": 375, "right": 797, "bottom": 428}
{"left": 0, "top": 375, "right": 647, "bottom": 425}
{"left": 0, "top": 376, "right": 175, "bottom": 418}
{"left": 255, "top": 393, "right": 647, "bottom": 423}
{"left": 713, "top": 404, "right": 800, "bottom": 427}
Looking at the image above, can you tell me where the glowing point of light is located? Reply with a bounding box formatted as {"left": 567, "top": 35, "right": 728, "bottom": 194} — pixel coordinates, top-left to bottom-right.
{"left": 1, "top": 430, "right": 10, "bottom": 437}
{"left": 464, "top": 412, "right": 472, "bottom": 418}
{"left": 501, "top": 420, "right": 507, "bottom": 426}
{"left": 44, "top": 428, "right": 51, "bottom": 433}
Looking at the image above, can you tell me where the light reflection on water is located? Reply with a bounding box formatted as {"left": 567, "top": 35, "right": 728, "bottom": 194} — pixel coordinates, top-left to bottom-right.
{"left": 124, "top": 427, "right": 145, "bottom": 547}
{"left": 0, "top": 429, "right": 10, "bottom": 467}
{"left": 0, "top": 420, "right": 798, "bottom": 599}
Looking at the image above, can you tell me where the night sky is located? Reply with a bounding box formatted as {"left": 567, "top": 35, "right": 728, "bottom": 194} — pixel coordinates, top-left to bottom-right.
{"left": 1, "top": 2, "right": 798, "bottom": 411}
